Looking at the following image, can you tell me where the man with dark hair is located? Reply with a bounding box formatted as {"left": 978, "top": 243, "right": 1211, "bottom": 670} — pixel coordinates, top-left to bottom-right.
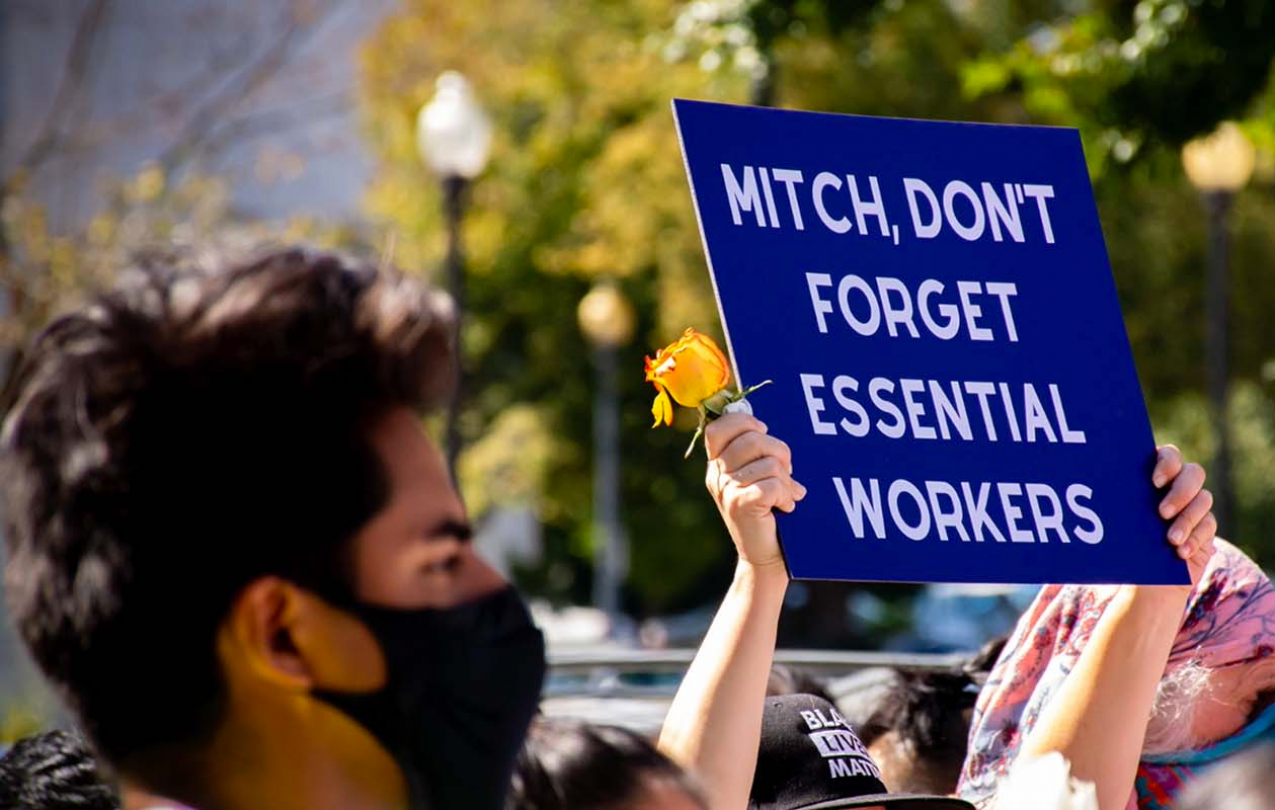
{"left": 1, "top": 247, "right": 546, "bottom": 809}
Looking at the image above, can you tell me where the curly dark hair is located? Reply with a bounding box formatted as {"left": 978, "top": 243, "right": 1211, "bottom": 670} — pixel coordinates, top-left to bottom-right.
{"left": 1, "top": 246, "right": 454, "bottom": 782}
{"left": 0, "top": 729, "right": 119, "bottom": 809}
{"left": 855, "top": 635, "right": 1007, "bottom": 794}
{"left": 510, "top": 717, "right": 705, "bottom": 810}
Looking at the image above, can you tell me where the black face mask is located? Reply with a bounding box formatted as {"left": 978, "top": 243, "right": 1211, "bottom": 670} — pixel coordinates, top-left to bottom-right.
{"left": 314, "top": 585, "right": 546, "bottom": 809}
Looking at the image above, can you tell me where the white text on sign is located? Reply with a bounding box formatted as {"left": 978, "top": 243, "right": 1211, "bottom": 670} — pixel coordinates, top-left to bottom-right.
{"left": 721, "top": 164, "right": 1058, "bottom": 245}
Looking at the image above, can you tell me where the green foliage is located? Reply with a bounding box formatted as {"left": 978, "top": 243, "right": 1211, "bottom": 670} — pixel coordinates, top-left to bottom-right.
{"left": 0, "top": 700, "right": 52, "bottom": 745}
{"left": 0, "top": 165, "right": 369, "bottom": 356}
{"left": 359, "top": 0, "right": 756, "bottom": 612}
{"left": 354, "top": 0, "right": 1275, "bottom": 617}
{"left": 1089, "top": 138, "right": 1275, "bottom": 561}
{"left": 1154, "top": 380, "right": 1275, "bottom": 558}
{"left": 960, "top": 0, "right": 1275, "bottom": 165}
{"left": 0, "top": 0, "right": 1266, "bottom": 626}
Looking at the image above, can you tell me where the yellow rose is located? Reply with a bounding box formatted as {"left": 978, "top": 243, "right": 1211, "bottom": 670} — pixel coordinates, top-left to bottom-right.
{"left": 645, "top": 328, "right": 731, "bottom": 427}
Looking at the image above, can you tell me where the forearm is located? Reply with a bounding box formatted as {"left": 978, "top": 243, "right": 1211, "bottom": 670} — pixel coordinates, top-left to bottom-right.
{"left": 658, "top": 559, "right": 788, "bottom": 810}
{"left": 1017, "top": 585, "right": 1188, "bottom": 810}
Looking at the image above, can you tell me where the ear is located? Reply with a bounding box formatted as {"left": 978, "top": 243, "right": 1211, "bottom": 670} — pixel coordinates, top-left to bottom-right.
{"left": 221, "top": 577, "right": 387, "bottom": 693}
{"left": 222, "top": 577, "right": 316, "bottom": 690}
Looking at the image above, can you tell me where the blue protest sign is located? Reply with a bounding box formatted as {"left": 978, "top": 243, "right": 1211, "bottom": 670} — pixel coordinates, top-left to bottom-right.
{"left": 672, "top": 98, "right": 1187, "bottom": 585}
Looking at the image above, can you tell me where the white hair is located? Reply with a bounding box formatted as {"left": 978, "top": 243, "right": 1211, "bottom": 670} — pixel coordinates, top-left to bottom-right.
{"left": 1142, "top": 660, "right": 1218, "bottom": 753}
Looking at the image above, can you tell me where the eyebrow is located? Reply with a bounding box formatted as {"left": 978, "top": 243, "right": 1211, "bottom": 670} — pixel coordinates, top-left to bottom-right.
{"left": 424, "top": 518, "right": 473, "bottom": 543}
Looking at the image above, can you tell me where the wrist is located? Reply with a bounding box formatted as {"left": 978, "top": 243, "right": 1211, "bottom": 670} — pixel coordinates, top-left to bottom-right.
{"left": 1118, "top": 583, "right": 1190, "bottom": 604}
{"left": 733, "top": 557, "right": 789, "bottom": 595}
{"left": 1112, "top": 585, "right": 1189, "bottom": 631}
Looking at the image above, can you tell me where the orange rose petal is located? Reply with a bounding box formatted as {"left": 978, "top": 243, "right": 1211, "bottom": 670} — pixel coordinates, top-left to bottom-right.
{"left": 651, "top": 387, "right": 673, "bottom": 428}
{"left": 645, "top": 328, "right": 732, "bottom": 417}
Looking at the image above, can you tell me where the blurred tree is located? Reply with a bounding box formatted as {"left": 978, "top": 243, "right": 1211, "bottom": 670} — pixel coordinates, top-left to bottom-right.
{"left": 663, "top": 0, "right": 884, "bottom": 103}
{"left": 960, "top": 0, "right": 1275, "bottom": 164}
{"left": 0, "top": 0, "right": 1269, "bottom": 648}
{"left": 955, "top": 0, "right": 1275, "bottom": 555}
{"left": 1, "top": 0, "right": 368, "bottom": 383}
{"left": 359, "top": 0, "right": 756, "bottom": 614}
{"left": 0, "top": 0, "right": 405, "bottom": 726}
{"left": 2, "top": 166, "right": 366, "bottom": 359}
{"left": 754, "top": 0, "right": 1275, "bottom": 580}
{"left": 358, "top": 0, "right": 1275, "bottom": 634}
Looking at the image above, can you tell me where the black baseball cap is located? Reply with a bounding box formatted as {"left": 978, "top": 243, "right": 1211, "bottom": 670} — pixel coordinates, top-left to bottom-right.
{"left": 749, "top": 694, "right": 974, "bottom": 810}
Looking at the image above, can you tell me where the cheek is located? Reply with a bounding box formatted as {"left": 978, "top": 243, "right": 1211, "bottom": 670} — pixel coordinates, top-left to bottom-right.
{"left": 1191, "top": 699, "right": 1251, "bottom": 743}
{"left": 305, "top": 607, "right": 387, "bottom": 692}
{"left": 350, "top": 519, "right": 412, "bottom": 602}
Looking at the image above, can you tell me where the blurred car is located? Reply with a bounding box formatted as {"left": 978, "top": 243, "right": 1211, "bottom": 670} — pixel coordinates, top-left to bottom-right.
{"left": 895, "top": 583, "right": 1038, "bottom": 652}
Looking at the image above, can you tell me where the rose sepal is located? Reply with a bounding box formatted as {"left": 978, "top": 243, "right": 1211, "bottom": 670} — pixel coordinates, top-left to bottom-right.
{"left": 683, "top": 380, "right": 773, "bottom": 458}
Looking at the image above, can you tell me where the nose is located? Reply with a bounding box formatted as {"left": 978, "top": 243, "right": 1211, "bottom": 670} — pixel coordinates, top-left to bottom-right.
{"left": 454, "top": 545, "right": 508, "bottom": 605}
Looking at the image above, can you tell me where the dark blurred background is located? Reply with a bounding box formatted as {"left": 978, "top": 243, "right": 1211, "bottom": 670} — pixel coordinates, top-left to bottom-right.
{"left": 2, "top": 0, "right": 1273, "bottom": 733}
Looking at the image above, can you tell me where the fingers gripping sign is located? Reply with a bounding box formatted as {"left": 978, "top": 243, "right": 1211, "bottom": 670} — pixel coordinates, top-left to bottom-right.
{"left": 705, "top": 413, "right": 807, "bottom": 570}
{"left": 1152, "top": 444, "right": 1217, "bottom": 585}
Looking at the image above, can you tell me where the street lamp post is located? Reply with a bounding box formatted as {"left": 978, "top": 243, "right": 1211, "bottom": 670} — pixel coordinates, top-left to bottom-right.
{"left": 1182, "top": 121, "right": 1256, "bottom": 535}
{"left": 577, "top": 282, "right": 636, "bottom": 623}
{"left": 417, "top": 71, "right": 493, "bottom": 476}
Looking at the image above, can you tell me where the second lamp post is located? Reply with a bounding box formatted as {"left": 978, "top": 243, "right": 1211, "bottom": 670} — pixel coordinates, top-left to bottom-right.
{"left": 1181, "top": 121, "right": 1256, "bottom": 535}
{"left": 578, "top": 282, "right": 636, "bottom": 623}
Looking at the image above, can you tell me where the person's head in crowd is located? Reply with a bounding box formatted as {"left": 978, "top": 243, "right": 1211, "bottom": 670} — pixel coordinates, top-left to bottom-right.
{"left": 510, "top": 716, "right": 705, "bottom": 810}
{"left": 751, "top": 693, "right": 973, "bottom": 809}
{"left": 827, "top": 667, "right": 904, "bottom": 731}
{"left": 961, "top": 540, "right": 1275, "bottom": 808}
{"left": 768, "top": 664, "right": 835, "bottom": 705}
{"left": 1175, "top": 743, "right": 1275, "bottom": 810}
{"left": 0, "top": 728, "right": 119, "bottom": 809}
{"left": 857, "top": 671, "right": 976, "bottom": 796}
{"left": 1, "top": 245, "right": 546, "bottom": 810}
{"left": 856, "top": 636, "right": 1007, "bottom": 795}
